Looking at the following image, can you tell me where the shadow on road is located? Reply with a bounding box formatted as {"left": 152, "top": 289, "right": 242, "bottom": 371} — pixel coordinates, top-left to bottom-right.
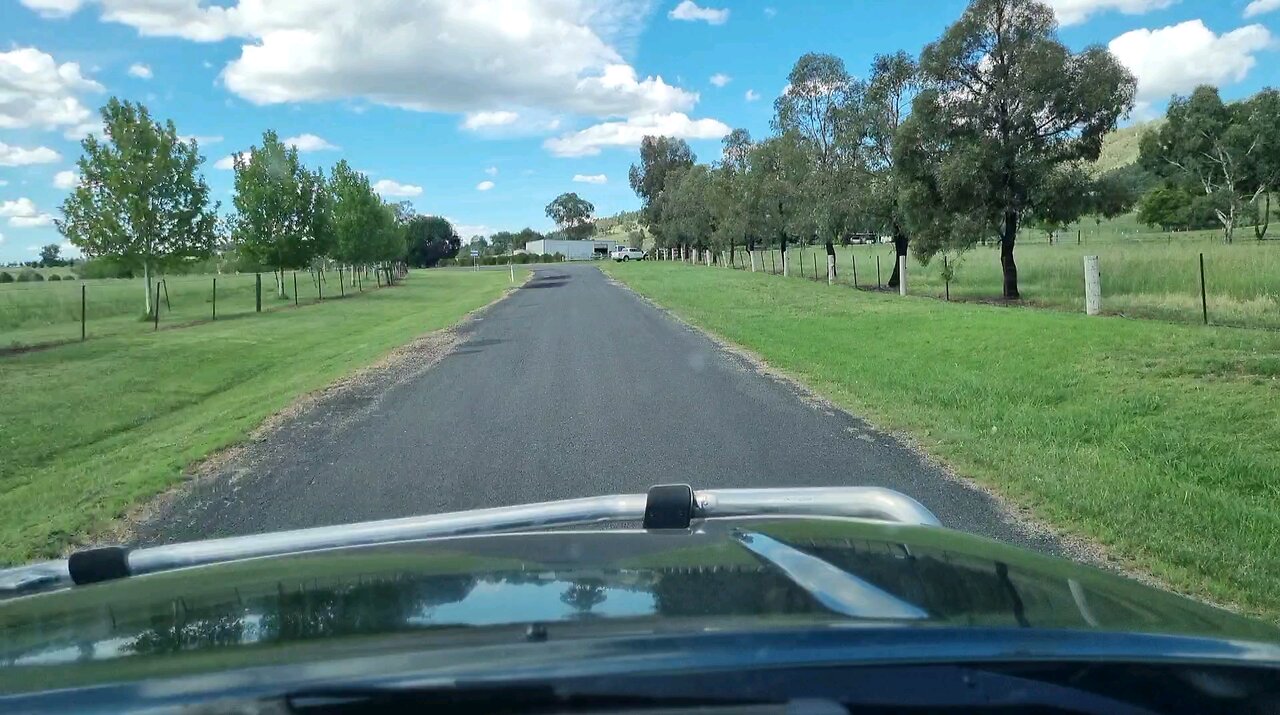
{"left": 523, "top": 273, "right": 570, "bottom": 289}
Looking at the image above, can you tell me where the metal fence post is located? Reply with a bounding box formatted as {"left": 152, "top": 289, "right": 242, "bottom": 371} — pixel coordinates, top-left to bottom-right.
{"left": 255, "top": 273, "right": 262, "bottom": 312}
{"left": 852, "top": 255, "right": 858, "bottom": 288}
{"left": 81, "top": 283, "right": 86, "bottom": 341}
{"left": 876, "top": 256, "right": 882, "bottom": 288}
{"left": 340, "top": 267, "right": 345, "bottom": 297}
{"left": 161, "top": 279, "right": 171, "bottom": 311}
{"left": 294, "top": 272, "right": 299, "bottom": 306}
{"left": 1199, "top": 253, "right": 1208, "bottom": 325}
{"left": 153, "top": 281, "right": 161, "bottom": 331}
{"left": 212, "top": 277, "right": 216, "bottom": 320}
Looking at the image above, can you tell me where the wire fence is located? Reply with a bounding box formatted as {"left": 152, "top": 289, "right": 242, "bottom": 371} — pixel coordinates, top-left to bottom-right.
{"left": 0, "top": 264, "right": 406, "bottom": 353}
{"left": 655, "top": 241, "right": 1280, "bottom": 332}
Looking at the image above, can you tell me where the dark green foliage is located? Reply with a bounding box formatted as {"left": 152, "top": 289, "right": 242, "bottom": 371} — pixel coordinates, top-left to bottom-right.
{"left": 47, "top": 274, "right": 62, "bottom": 282}
{"left": 0, "top": 272, "right": 13, "bottom": 283}
{"left": 545, "top": 193, "right": 596, "bottom": 240}
{"left": 17, "top": 270, "right": 43, "bottom": 282}
{"left": 404, "top": 215, "right": 461, "bottom": 267}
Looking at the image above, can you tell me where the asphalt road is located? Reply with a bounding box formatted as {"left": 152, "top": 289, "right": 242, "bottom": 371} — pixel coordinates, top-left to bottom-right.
{"left": 138, "top": 263, "right": 1061, "bottom": 553}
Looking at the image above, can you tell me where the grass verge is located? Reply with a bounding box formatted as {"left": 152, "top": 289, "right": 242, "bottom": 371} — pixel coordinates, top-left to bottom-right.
{"left": 0, "top": 269, "right": 523, "bottom": 564}
{"left": 605, "top": 261, "right": 1280, "bottom": 619}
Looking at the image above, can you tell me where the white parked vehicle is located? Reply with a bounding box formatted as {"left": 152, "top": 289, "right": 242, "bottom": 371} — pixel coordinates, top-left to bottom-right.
{"left": 611, "top": 246, "right": 646, "bottom": 261}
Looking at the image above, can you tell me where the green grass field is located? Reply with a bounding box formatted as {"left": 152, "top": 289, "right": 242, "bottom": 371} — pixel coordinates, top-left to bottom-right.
{"left": 1, "top": 268, "right": 377, "bottom": 349}
{"left": 604, "top": 261, "right": 1280, "bottom": 619}
{"left": 0, "top": 269, "right": 522, "bottom": 564}
{"left": 737, "top": 217, "right": 1280, "bottom": 330}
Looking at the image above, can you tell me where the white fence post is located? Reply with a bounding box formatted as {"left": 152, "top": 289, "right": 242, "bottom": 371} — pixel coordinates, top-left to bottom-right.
{"left": 898, "top": 256, "right": 908, "bottom": 296}
{"left": 1084, "top": 255, "right": 1101, "bottom": 316}
{"left": 750, "top": 250, "right": 758, "bottom": 273}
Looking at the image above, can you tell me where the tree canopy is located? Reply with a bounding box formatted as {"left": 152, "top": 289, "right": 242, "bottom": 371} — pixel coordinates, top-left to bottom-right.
{"left": 545, "top": 192, "right": 596, "bottom": 240}
{"left": 57, "top": 97, "right": 218, "bottom": 316}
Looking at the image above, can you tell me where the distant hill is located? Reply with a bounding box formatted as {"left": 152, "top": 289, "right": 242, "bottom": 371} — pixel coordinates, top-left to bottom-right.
{"left": 1091, "top": 119, "right": 1162, "bottom": 175}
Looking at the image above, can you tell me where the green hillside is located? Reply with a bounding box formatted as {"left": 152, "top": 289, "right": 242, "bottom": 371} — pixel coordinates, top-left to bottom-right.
{"left": 1091, "top": 119, "right": 1161, "bottom": 174}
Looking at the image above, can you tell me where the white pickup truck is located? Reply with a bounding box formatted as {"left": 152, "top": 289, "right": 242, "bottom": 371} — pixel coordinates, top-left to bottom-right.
{"left": 611, "top": 247, "right": 646, "bottom": 261}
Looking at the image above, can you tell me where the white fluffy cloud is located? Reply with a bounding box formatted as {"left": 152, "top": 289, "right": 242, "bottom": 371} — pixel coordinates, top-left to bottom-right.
{"left": 544, "top": 112, "right": 730, "bottom": 157}
{"left": 476, "top": 180, "right": 495, "bottom": 191}
{"left": 0, "top": 197, "right": 54, "bottom": 227}
{"left": 744, "top": 89, "right": 760, "bottom": 102}
{"left": 484, "top": 166, "right": 498, "bottom": 176}
{"left": 0, "top": 47, "right": 102, "bottom": 133}
{"left": 0, "top": 142, "right": 60, "bottom": 166}
{"left": 572, "top": 173, "right": 607, "bottom": 184}
{"left": 179, "top": 134, "right": 223, "bottom": 145}
{"left": 373, "top": 179, "right": 423, "bottom": 197}
{"left": 284, "top": 133, "right": 338, "bottom": 152}
{"left": 1109, "top": 20, "right": 1273, "bottom": 111}
{"left": 17, "top": 0, "right": 81, "bottom": 18}
{"left": 53, "top": 169, "right": 79, "bottom": 189}
{"left": 1245, "top": 0, "right": 1280, "bottom": 17}
{"left": 33, "top": 1, "right": 697, "bottom": 121}
{"left": 462, "top": 111, "right": 520, "bottom": 130}
{"left": 669, "top": 1, "right": 729, "bottom": 24}
{"left": 127, "top": 62, "right": 152, "bottom": 79}
{"left": 1044, "top": 0, "right": 1174, "bottom": 26}
{"left": 213, "top": 151, "right": 249, "bottom": 170}
{"left": 709, "top": 73, "right": 730, "bottom": 88}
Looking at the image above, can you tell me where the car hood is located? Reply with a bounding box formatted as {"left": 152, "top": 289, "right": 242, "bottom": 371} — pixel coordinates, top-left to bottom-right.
{"left": 1, "top": 517, "right": 1276, "bottom": 687}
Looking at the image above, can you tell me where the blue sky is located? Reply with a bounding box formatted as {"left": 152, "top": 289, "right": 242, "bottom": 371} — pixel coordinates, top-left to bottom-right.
{"left": 1, "top": 0, "right": 1278, "bottom": 262}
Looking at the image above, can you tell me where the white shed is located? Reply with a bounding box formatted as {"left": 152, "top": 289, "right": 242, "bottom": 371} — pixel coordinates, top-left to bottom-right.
{"left": 524, "top": 239, "right": 621, "bottom": 261}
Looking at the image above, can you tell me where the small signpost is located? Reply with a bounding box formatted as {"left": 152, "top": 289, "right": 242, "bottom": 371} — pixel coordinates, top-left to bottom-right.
{"left": 471, "top": 248, "right": 479, "bottom": 271}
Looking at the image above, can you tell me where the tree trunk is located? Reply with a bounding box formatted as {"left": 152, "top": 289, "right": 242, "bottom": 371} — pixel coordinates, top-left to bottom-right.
{"left": 887, "top": 223, "right": 908, "bottom": 288}
{"left": 142, "top": 261, "right": 152, "bottom": 317}
{"left": 825, "top": 241, "right": 836, "bottom": 284}
{"left": 1000, "top": 210, "right": 1020, "bottom": 299}
{"left": 781, "top": 237, "right": 789, "bottom": 277}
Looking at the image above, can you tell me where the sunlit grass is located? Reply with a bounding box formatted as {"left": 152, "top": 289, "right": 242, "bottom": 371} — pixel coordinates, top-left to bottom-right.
{"left": 607, "top": 261, "right": 1280, "bottom": 619}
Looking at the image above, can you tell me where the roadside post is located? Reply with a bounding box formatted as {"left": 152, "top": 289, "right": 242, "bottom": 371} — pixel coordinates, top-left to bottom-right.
{"left": 293, "top": 272, "right": 298, "bottom": 306}
{"left": 255, "top": 273, "right": 262, "bottom": 313}
{"left": 212, "top": 278, "right": 216, "bottom": 320}
{"left": 852, "top": 255, "right": 858, "bottom": 288}
{"left": 340, "top": 267, "right": 345, "bottom": 297}
{"left": 509, "top": 251, "right": 515, "bottom": 283}
{"left": 153, "top": 281, "right": 161, "bottom": 331}
{"left": 161, "top": 279, "right": 171, "bottom": 311}
{"left": 472, "top": 248, "right": 479, "bottom": 271}
{"left": 898, "top": 256, "right": 908, "bottom": 296}
{"left": 1084, "top": 255, "right": 1101, "bottom": 316}
{"left": 876, "top": 256, "right": 882, "bottom": 288}
{"left": 1199, "top": 253, "right": 1209, "bottom": 325}
{"left": 80, "top": 284, "right": 86, "bottom": 341}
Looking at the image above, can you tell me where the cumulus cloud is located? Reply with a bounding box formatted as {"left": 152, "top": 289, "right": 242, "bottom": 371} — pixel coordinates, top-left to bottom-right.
{"left": 53, "top": 169, "right": 79, "bottom": 189}
{"left": 284, "top": 133, "right": 338, "bottom": 151}
{"left": 744, "top": 89, "right": 760, "bottom": 102}
{"left": 476, "top": 180, "right": 495, "bottom": 191}
{"left": 573, "top": 173, "right": 607, "bottom": 184}
{"left": 127, "top": 62, "right": 152, "bottom": 79}
{"left": 0, "top": 197, "right": 54, "bottom": 227}
{"left": 462, "top": 111, "right": 519, "bottom": 130}
{"left": 0, "top": 47, "right": 103, "bottom": 132}
{"left": 1044, "top": 0, "right": 1174, "bottom": 26}
{"left": 36, "top": 1, "right": 697, "bottom": 122}
{"left": 17, "top": 0, "right": 82, "bottom": 18}
{"left": 1244, "top": 0, "right": 1280, "bottom": 17}
{"left": 1109, "top": 20, "right": 1273, "bottom": 113}
{"left": 544, "top": 112, "right": 730, "bottom": 157}
{"left": 709, "top": 73, "right": 730, "bottom": 87}
{"left": 372, "top": 179, "right": 423, "bottom": 197}
{"left": 669, "top": 1, "right": 729, "bottom": 24}
{"left": 0, "top": 142, "right": 60, "bottom": 166}
{"left": 213, "top": 151, "right": 249, "bottom": 170}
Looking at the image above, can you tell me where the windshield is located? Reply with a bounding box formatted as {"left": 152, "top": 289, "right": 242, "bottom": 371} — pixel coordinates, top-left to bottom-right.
{"left": 2, "top": 0, "right": 1279, "bottom": 689}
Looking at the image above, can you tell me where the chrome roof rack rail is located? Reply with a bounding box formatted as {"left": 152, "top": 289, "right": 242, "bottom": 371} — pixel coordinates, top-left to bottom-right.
{"left": 0, "top": 486, "right": 938, "bottom": 599}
